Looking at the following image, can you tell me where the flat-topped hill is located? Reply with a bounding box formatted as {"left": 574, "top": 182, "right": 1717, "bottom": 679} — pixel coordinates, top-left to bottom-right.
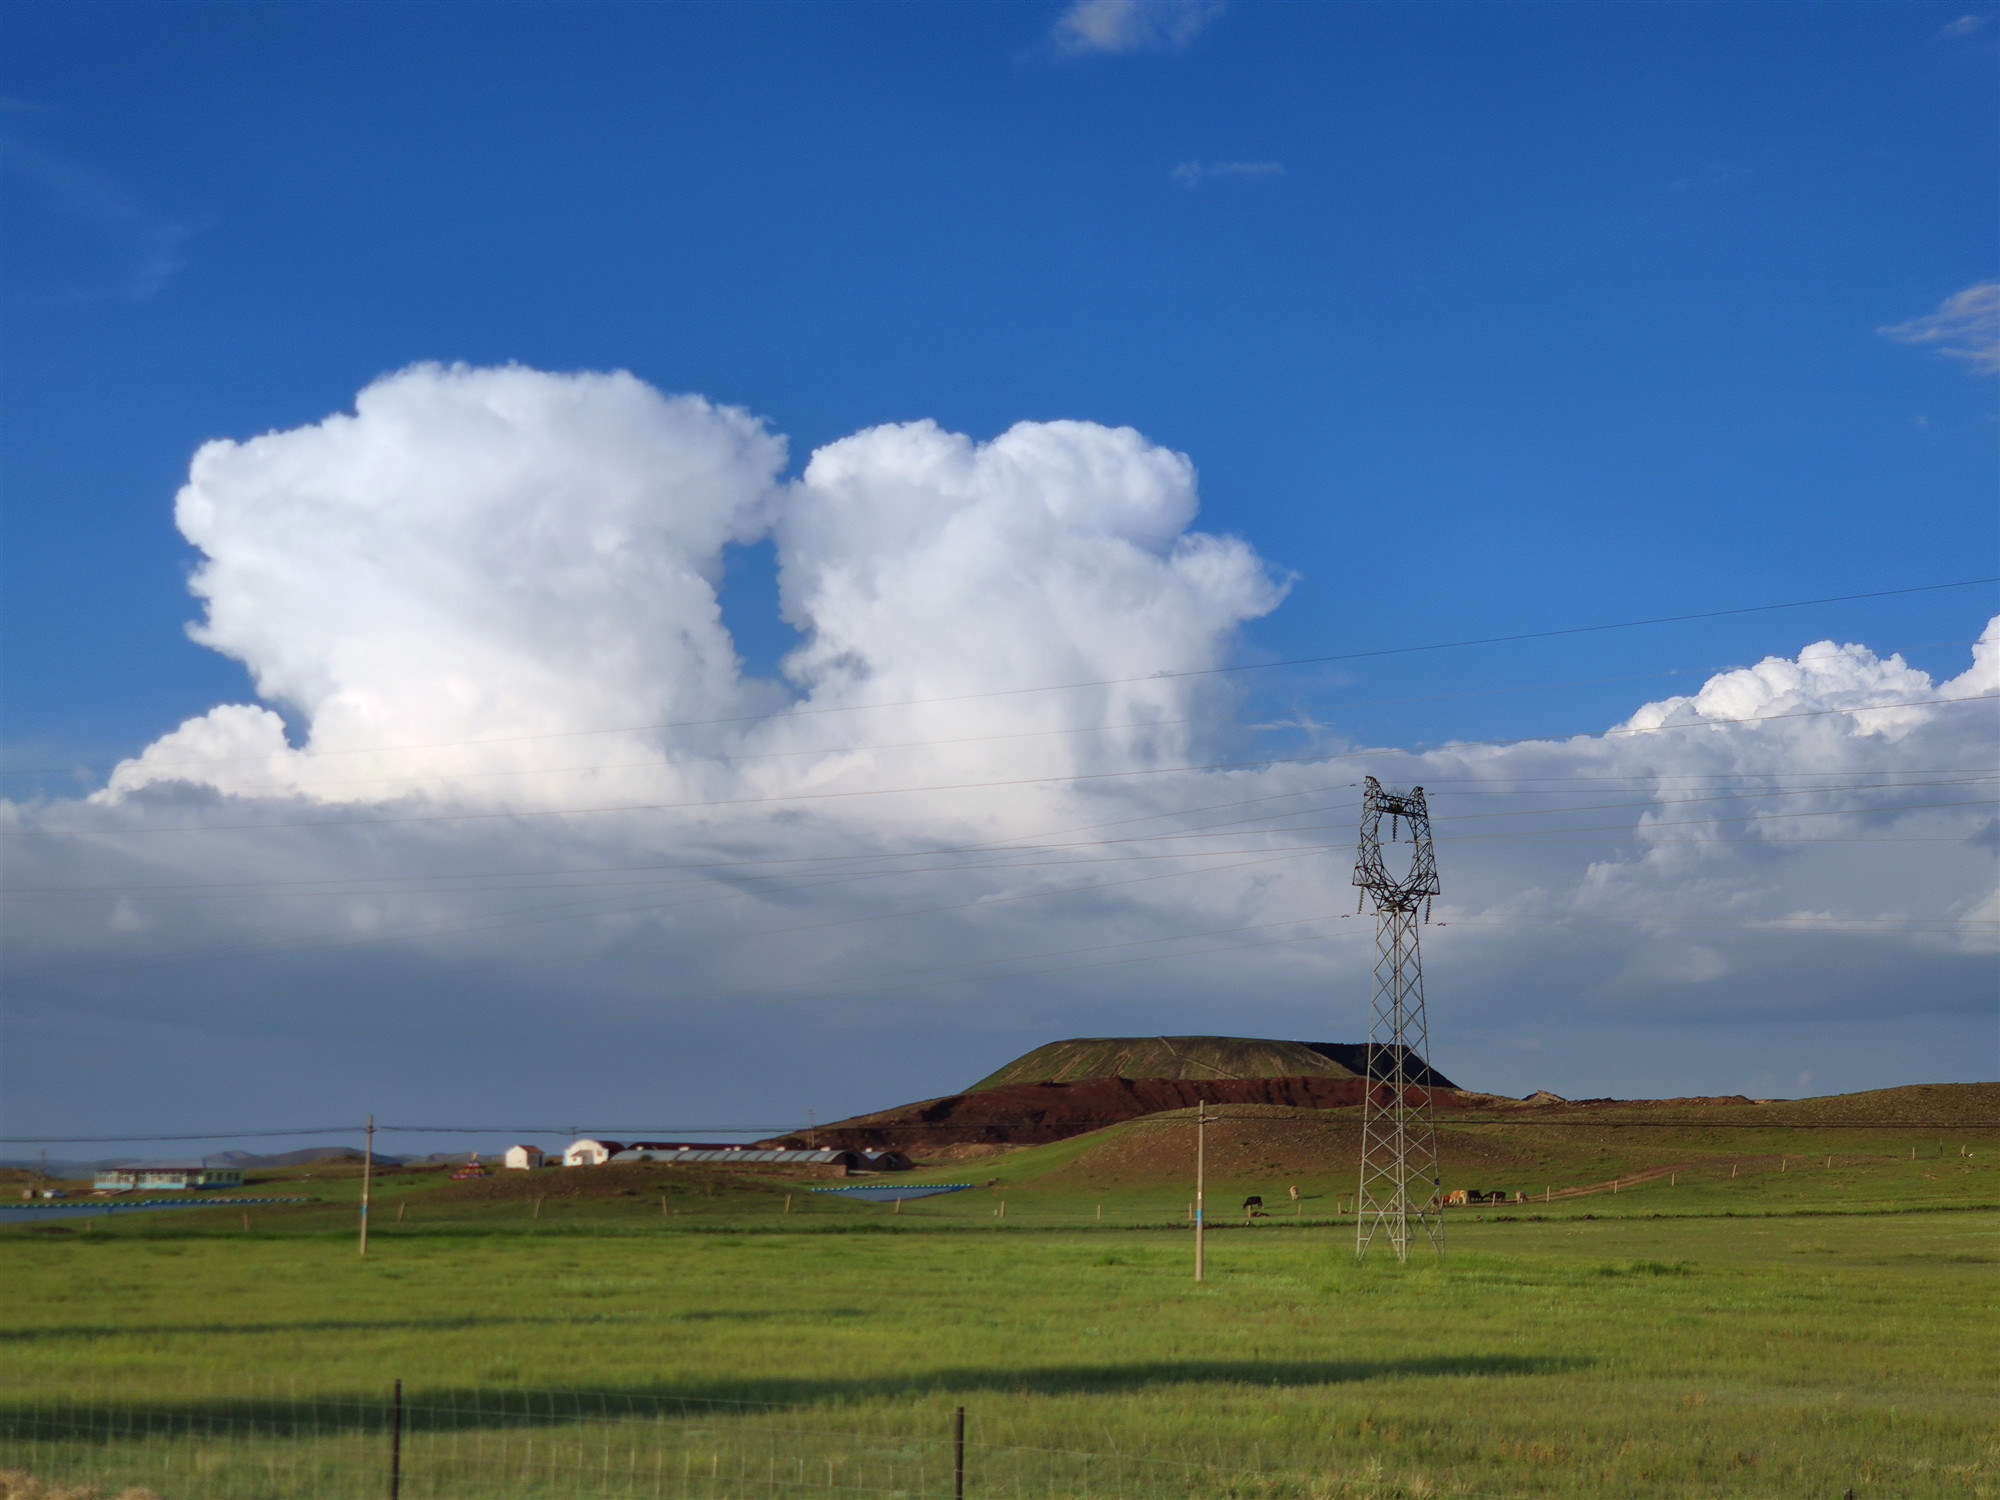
{"left": 766, "top": 1075, "right": 1482, "bottom": 1156}
{"left": 970, "top": 1036, "right": 1458, "bottom": 1092}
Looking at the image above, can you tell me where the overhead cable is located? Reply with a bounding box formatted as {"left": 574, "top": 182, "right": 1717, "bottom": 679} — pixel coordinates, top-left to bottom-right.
{"left": 9, "top": 691, "right": 1992, "bottom": 840}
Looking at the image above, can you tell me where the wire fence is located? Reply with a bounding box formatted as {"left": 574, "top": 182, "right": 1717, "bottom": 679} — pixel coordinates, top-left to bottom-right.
{"left": 0, "top": 1384, "right": 1378, "bottom": 1500}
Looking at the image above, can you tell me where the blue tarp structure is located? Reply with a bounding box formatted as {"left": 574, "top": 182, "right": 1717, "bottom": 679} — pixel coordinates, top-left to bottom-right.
{"left": 809, "top": 1184, "right": 972, "bottom": 1203}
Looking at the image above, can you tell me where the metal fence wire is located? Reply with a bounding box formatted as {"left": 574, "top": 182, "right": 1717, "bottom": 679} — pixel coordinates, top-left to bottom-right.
{"left": 0, "top": 1383, "right": 1389, "bottom": 1500}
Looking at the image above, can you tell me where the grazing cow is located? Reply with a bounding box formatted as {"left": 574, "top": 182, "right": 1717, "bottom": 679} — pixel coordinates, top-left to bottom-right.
{"left": 1288, "top": 1185, "right": 1299, "bottom": 1201}
{"left": 1242, "top": 1195, "right": 1266, "bottom": 1220}
{"left": 1446, "top": 1188, "right": 1469, "bottom": 1207}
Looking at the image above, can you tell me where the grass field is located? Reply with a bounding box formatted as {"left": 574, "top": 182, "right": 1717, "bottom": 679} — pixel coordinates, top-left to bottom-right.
{"left": 4, "top": 1089, "right": 1996, "bottom": 1498}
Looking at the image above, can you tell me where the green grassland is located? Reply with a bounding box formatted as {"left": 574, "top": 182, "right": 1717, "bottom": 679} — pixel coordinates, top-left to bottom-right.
{"left": 3, "top": 1090, "right": 1996, "bottom": 1498}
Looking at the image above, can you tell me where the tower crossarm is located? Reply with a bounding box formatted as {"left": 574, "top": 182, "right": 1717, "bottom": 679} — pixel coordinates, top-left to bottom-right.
{"left": 1352, "top": 775, "right": 1441, "bottom": 913}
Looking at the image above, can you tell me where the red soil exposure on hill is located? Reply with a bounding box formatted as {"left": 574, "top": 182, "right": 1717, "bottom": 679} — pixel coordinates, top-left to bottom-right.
{"left": 762, "top": 1076, "right": 1488, "bottom": 1154}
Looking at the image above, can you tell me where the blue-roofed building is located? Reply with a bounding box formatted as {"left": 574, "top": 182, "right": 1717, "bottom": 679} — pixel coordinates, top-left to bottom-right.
{"left": 94, "top": 1164, "right": 243, "bottom": 1193}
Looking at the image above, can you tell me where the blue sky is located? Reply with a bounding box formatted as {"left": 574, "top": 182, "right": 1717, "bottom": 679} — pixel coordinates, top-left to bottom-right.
{"left": 2, "top": 2, "right": 1994, "bottom": 1155}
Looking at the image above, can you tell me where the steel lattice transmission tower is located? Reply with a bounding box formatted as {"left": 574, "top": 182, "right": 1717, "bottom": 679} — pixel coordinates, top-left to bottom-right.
{"left": 1352, "top": 775, "right": 1445, "bottom": 1262}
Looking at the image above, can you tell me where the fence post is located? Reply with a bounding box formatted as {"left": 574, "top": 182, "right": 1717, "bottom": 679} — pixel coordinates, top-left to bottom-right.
{"left": 390, "top": 1379, "right": 402, "bottom": 1500}
{"left": 954, "top": 1405, "right": 965, "bottom": 1500}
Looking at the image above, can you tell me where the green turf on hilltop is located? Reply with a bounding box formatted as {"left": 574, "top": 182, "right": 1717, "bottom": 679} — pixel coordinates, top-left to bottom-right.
{"left": 968, "top": 1035, "right": 1365, "bottom": 1090}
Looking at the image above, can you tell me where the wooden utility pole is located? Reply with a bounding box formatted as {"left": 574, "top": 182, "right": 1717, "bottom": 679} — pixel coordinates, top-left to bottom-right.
{"left": 359, "top": 1115, "right": 374, "bottom": 1257}
{"left": 1194, "top": 1102, "right": 1207, "bottom": 1283}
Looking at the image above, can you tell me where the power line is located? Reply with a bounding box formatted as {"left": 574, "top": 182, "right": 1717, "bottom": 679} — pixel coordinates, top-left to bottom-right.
{"left": 9, "top": 692, "right": 1992, "bottom": 840}
{"left": 2, "top": 665, "right": 1722, "bottom": 782}
{"left": 0, "top": 1128, "right": 367, "bottom": 1145}
{"left": 13, "top": 773, "right": 1988, "bottom": 904}
{"left": 30, "top": 843, "right": 1333, "bottom": 979}
{"left": 24, "top": 781, "right": 1993, "bottom": 978}
{"left": 7, "top": 578, "right": 1990, "bottom": 776}
{"left": 10, "top": 777, "right": 1363, "bottom": 893}
{"left": 11, "top": 1120, "right": 1984, "bottom": 1152}
{"left": 15, "top": 772, "right": 1985, "bottom": 891}
{"left": 12, "top": 832, "right": 1989, "bottom": 989}
{"left": 15, "top": 785, "right": 1991, "bottom": 979}
{"left": 655, "top": 907, "right": 1994, "bottom": 1019}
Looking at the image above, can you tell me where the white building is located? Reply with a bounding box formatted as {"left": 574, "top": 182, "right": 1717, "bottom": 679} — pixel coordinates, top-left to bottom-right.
{"left": 503, "top": 1145, "right": 545, "bottom": 1170}
{"left": 562, "top": 1138, "right": 623, "bottom": 1166}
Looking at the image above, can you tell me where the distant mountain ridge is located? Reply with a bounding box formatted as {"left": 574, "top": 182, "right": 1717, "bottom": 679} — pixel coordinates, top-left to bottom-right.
{"left": 970, "top": 1036, "right": 1459, "bottom": 1092}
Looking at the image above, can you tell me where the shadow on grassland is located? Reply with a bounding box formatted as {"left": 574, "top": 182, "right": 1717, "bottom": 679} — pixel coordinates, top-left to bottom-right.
{"left": 0, "top": 1356, "right": 1584, "bottom": 1443}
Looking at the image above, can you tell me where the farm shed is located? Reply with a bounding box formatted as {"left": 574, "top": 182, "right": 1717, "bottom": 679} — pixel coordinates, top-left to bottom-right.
{"left": 503, "top": 1145, "right": 545, "bottom": 1170}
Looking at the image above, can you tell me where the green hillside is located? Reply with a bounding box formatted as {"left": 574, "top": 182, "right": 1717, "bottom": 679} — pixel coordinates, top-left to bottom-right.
{"left": 970, "top": 1036, "right": 1366, "bottom": 1091}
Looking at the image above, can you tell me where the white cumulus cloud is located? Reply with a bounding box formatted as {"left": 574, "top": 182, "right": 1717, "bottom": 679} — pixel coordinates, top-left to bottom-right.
{"left": 105, "top": 363, "right": 788, "bottom": 808}
{"left": 1053, "top": 0, "right": 1224, "bottom": 54}
{"left": 1171, "top": 161, "right": 1284, "bottom": 188}
{"left": 96, "top": 366, "right": 1284, "bottom": 823}
{"left": 1879, "top": 282, "right": 2000, "bottom": 374}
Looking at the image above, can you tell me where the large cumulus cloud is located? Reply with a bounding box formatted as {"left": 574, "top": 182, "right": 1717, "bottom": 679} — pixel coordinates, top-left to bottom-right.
{"left": 3, "top": 364, "right": 1993, "bottom": 1133}
{"left": 95, "top": 368, "right": 1285, "bottom": 820}
{"left": 102, "top": 365, "right": 787, "bottom": 807}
